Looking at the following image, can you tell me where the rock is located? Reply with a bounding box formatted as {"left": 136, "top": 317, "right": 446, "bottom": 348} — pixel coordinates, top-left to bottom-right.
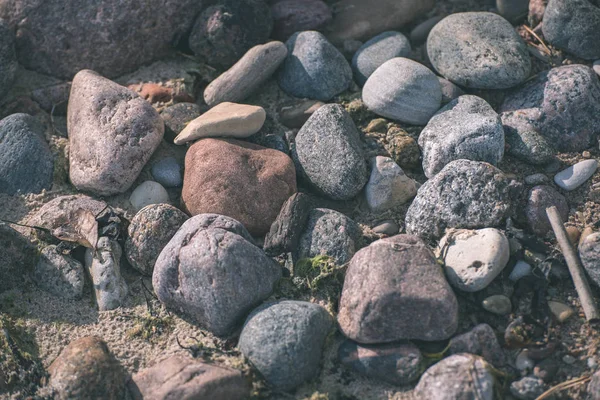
{"left": 365, "top": 156, "right": 417, "bottom": 212}
{"left": 594, "top": 60, "right": 600, "bottom": 76}
{"left": 554, "top": 159, "right": 598, "bottom": 191}
{"left": 128, "top": 355, "right": 249, "bottom": 400}
{"left": 579, "top": 232, "right": 600, "bottom": 287}
{"left": 372, "top": 220, "right": 400, "bottom": 236}
{"left": 188, "top": 0, "right": 273, "bottom": 69}
{"left": 437, "top": 228, "right": 510, "bottom": 292}
{"left": 204, "top": 42, "right": 288, "bottom": 106}
{"left": 365, "top": 118, "right": 388, "bottom": 133}
{"left": 362, "top": 57, "right": 442, "bottom": 125}
{"left": 548, "top": 301, "right": 574, "bottom": 323}
{"left": 510, "top": 376, "right": 549, "bottom": 400}
{"left": 410, "top": 16, "right": 444, "bottom": 45}
{"left": 0, "top": 113, "right": 54, "bottom": 195}
{"left": 338, "top": 234, "right": 458, "bottom": 343}
{"left": 500, "top": 64, "right": 600, "bottom": 152}
{"left": 129, "top": 181, "right": 169, "bottom": 212}
{"left": 448, "top": 324, "right": 506, "bottom": 367}
{"left": 279, "top": 100, "right": 324, "bottom": 128}
{"left": 271, "top": 0, "right": 332, "bottom": 40}
{"left": 0, "top": 20, "right": 17, "bottom": 98}
{"left": 427, "top": 12, "right": 531, "bottom": 89}
{"left": 338, "top": 340, "right": 422, "bottom": 385}
{"left": 160, "top": 103, "right": 204, "bottom": 143}
{"left": 418, "top": 95, "right": 504, "bottom": 178}
{"left": 405, "top": 160, "right": 520, "bottom": 240}
{"left": 153, "top": 220, "right": 281, "bottom": 336}
{"left": 48, "top": 337, "right": 126, "bottom": 400}
{"left": 352, "top": 31, "right": 411, "bottom": 86}
{"left": 438, "top": 77, "right": 465, "bottom": 104}
{"left": 534, "top": 358, "right": 559, "bottom": 382}
{"left": 278, "top": 31, "right": 352, "bottom": 101}
{"left": 33, "top": 245, "right": 85, "bottom": 300}
{"left": 482, "top": 295, "right": 512, "bottom": 315}
{"left": 525, "top": 185, "right": 569, "bottom": 236}
{"left": 0, "top": 222, "right": 37, "bottom": 293}
{"left": 414, "top": 354, "right": 495, "bottom": 400}
{"left": 525, "top": 173, "right": 550, "bottom": 185}
{"left": 542, "top": 0, "right": 600, "bottom": 60}
{"left": 497, "top": 0, "right": 529, "bottom": 22}
{"left": 68, "top": 70, "right": 163, "bottom": 195}
{"left": 182, "top": 138, "right": 296, "bottom": 236}
{"left": 589, "top": 370, "right": 600, "bottom": 400}
{"left": 504, "top": 122, "right": 557, "bottom": 165}
{"left": 248, "top": 133, "right": 289, "bottom": 154}
{"left": 151, "top": 157, "right": 182, "bottom": 188}
{"left": 264, "top": 193, "right": 313, "bottom": 257}
{"left": 509, "top": 260, "right": 532, "bottom": 281}
{"left": 385, "top": 130, "right": 421, "bottom": 169}
{"left": 529, "top": 0, "right": 546, "bottom": 26}
{"left": 566, "top": 226, "right": 582, "bottom": 246}
{"left": 292, "top": 104, "right": 367, "bottom": 200}
{"left": 516, "top": 351, "right": 535, "bottom": 371}
{"left": 85, "top": 237, "right": 128, "bottom": 311}
{"left": 563, "top": 354, "right": 576, "bottom": 364}
{"left": 0, "top": 1, "right": 204, "bottom": 79}
{"left": 174, "top": 102, "right": 266, "bottom": 145}
{"left": 581, "top": 226, "right": 595, "bottom": 247}
{"left": 238, "top": 300, "right": 332, "bottom": 391}
{"left": 125, "top": 204, "right": 189, "bottom": 276}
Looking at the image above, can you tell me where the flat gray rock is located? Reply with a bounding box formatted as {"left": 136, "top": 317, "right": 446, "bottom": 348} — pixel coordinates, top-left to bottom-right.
{"left": 352, "top": 31, "right": 411, "bottom": 86}
{"left": 503, "top": 120, "right": 556, "bottom": 165}
{"left": 554, "top": 159, "right": 598, "bottom": 191}
{"left": 34, "top": 245, "right": 85, "bottom": 300}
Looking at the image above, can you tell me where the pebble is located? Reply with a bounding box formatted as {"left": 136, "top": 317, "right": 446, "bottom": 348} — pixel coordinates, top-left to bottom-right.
{"left": 509, "top": 260, "right": 532, "bottom": 281}
{"left": 248, "top": 134, "right": 289, "bottom": 154}
{"left": 129, "top": 181, "right": 169, "bottom": 211}
{"left": 579, "top": 232, "right": 600, "bottom": 287}
{"left": 0, "top": 20, "right": 16, "bottom": 98}
{"left": 151, "top": 157, "right": 182, "bottom": 188}
{"left": 524, "top": 173, "right": 549, "bottom": 185}
{"left": 174, "top": 102, "right": 266, "bottom": 145}
{"left": 352, "top": 31, "right": 411, "bottom": 86}
{"left": 482, "top": 295, "right": 512, "bottom": 315}
{"left": 525, "top": 185, "right": 569, "bottom": 236}
{"left": 449, "top": 324, "right": 506, "bottom": 367}
{"left": 385, "top": 129, "right": 421, "bottom": 169}
{"left": 438, "top": 77, "right": 465, "bottom": 104}
{"left": 516, "top": 351, "right": 535, "bottom": 371}
{"left": 278, "top": 31, "right": 352, "bottom": 101}
{"left": 271, "top": 0, "right": 332, "bottom": 40}
{"left": 338, "top": 235, "right": 458, "bottom": 343}
{"left": 264, "top": 193, "right": 312, "bottom": 257}
{"left": 372, "top": 220, "right": 400, "bottom": 236}
{"left": 160, "top": 103, "right": 204, "bottom": 143}
{"left": 497, "top": 0, "right": 529, "bottom": 22}
{"left": 279, "top": 100, "right": 324, "bottom": 128}
{"left": 510, "top": 376, "right": 549, "bottom": 400}
{"left": 418, "top": 95, "right": 504, "bottom": 177}
{"left": 362, "top": 57, "right": 442, "bottom": 125}
{"left": 365, "top": 118, "right": 387, "bottom": 133}
{"left": 594, "top": 60, "right": 600, "bottom": 77}
{"left": 0, "top": 222, "right": 38, "bottom": 293}
{"left": 238, "top": 300, "right": 333, "bottom": 391}
{"left": 554, "top": 159, "right": 598, "bottom": 191}
{"left": 563, "top": 354, "right": 576, "bottom": 365}
{"left": 503, "top": 123, "right": 556, "bottom": 165}
{"left": 33, "top": 245, "right": 85, "bottom": 300}
{"left": 590, "top": 370, "right": 600, "bottom": 400}
{"left": 566, "top": 226, "right": 581, "bottom": 246}
{"left": 365, "top": 156, "right": 417, "bottom": 212}
{"left": 85, "top": 237, "right": 128, "bottom": 311}
{"left": 204, "top": 41, "right": 288, "bottom": 107}
{"left": 548, "top": 301, "right": 574, "bottom": 323}
{"left": 534, "top": 358, "right": 559, "bottom": 382}
{"left": 409, "top": 16, "right": 444, "bottom": 45}
{"left": 580, "top": 226, "right": 595, "bottom": 247}
{"left": 589, "top": 357, "right": 598, "bottom": 369}
{"left": 427, "top": 12, "right": 531, "bottom": 89}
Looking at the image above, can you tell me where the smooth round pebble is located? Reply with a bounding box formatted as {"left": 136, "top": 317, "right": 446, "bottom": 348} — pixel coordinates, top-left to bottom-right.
{"left": 503, "top": 124, "right": 556, "bottom": 165}
{"left": 438, "top": 77, "right": 465, "bottom": 104}
{"left": 548, "top": 301, "right": 574, "bottom": 323}
{"left": 482, "top": 295, "right": 512, "bottom": 315}
{"left": 372, "top": 220, "right": 400, "bottom": 236}
{"left": 448, "top": 324, "right": 506, "bottom": 367}
{"left": 151, "top": 157, "right": 182, "bottom": 188}
{"left": 352, "top": 31, "right": 411, "bottom": 86}
{"left": 524, "top": 173, "right": 549, "bottom": 185}
{"left": 516, "top": 351, "right": 535, "bottom": 371}
{"left": 554, "top": 159, "right": 598, "bottom": 191}
{"left": 509, "top": 260, "right": 532, "bottom": 281}
{"left": 129, "top": 181, "right": 169, "bottom": 211}
{"left": 563, "top": 355, "right": 576, "bottom": 365}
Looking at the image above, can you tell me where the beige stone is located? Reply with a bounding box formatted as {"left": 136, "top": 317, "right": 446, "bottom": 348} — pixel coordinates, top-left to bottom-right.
{"left": 548, "top": 301, "right": 574, "bottom": 323}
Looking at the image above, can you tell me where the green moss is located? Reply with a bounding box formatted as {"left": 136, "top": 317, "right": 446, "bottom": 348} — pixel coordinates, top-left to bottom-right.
{"left": 126, "top": 314, "right": 173, "bottom": 342}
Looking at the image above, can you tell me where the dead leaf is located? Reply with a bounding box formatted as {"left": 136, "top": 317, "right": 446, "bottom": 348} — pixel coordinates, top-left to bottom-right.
{"left": 51, "top": 209, "right": 99, "bottom": 249}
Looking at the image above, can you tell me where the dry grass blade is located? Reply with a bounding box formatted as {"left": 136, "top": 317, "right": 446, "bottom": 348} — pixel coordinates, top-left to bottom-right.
{"left": 535, "top": 375, "right": 591, "bottom": 400}
{"left": 523, "top": 25, "right": 552, "bottom": 55}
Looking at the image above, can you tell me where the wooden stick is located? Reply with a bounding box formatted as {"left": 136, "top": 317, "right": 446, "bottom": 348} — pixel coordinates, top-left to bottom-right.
{"left": 546, "top": 206, "right": 600, "bottom": 322}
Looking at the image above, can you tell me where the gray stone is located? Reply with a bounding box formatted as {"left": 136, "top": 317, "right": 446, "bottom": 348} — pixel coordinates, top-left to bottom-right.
{"left": 497, "top": 0, "right": 530, "bottom": 22}
{"left": 0, "top": 113, "right": 54, "bottom": 195}
{"left": 68, "top": 70, "right": 164, "bottom": 195}
{"left": 0, "top": 222, "right": 37, "bottom": 293}
{"left": 526, "top": 185, "right": 569, "bottom": 236}
{"left": 352, "top": 31, "right": 411, "bottom": 86}
{"left": 362, "top": 57, "right": 442, "bottom": 125}
{"left": 264, "top": 193, "right": 313, "bottom": 257}
{"left": 33, "top": 245, "right": 85, "bottom": 300}
{"left": 525, "top": 173, "right": 550, "bottom": 185}
{"left": 503, "top": 122, "right": 556, "bottom": 165}
{"left": 278, "top": 31, "right": 352, "bottom": 101}
{"left": 588, "top": 369, "right": 600, "bottom": 400}
{"left": 372, "top": 220, "right": 400, "bottom": 236}
{"left": 482, "top": 295, "right": 512, "bottom": 315}
{"left": 367, "top": 157, "right": 417, "bottom": 212}
{"left": 579, "top": 232, "right": 600, "bottom": 287}
{"left": 151, "top": 157, "right": 182, "bottom": 188}
{"left": 509, "top": 260, "right": 533, "bottom": 281}
{"left": 410, "top": 16, "right": 444, "bottom": 45}
{"left": 510, "top": 376, "right": 549, "bottom": 400}
{"left": 160, "top": 103, "right": 204, "bottom": 143}
{"left": 0, "top": 20, "right": 17, "bottom": 99}
{"left": 438, "top": 77, "right": 465, "bottom": 104}
{"left": 85, "top": 237, "right": 128, "bottom": 311}
{"left": 427, "top": 12, "right": 531, "bottom": 89}
{"left": 338, "top": 235, "right": 458, "bottom": 343}
{"left": 449, "top": 324, "right": 506, "bottom": 367}
{"left": 554, "top": 159, "right": 598, "bottom": 191}
{"left": 543, "top": 0, "right": 600, "bottom": 60}
{"left": 292, "top": 104, "right": 367, "bottom": 200}
{"left": 278, "top": 100, "right": 324, "bottom": 128}
{"left": 405, "top": 160, "right": 520, "bottom": 240}
{"left": 594, "top": 60, "right": 600, "bottom": 76}
{"left": 238, "top": 300, "right": 333, "bottom": 391}
{"left": 534, "top": 359, "right": 558, "bottom": 382}
{"left": 129, "top": 181, "right": 169, "bottom": 212}
{"left": 418, "top": 95, "right": 504, "bottom": 178}
{"left": 271, "top": 0, "right": 332, "bottom": 41}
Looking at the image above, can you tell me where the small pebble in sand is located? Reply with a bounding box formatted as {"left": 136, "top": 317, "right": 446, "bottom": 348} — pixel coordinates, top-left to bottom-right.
{"left": 515, "top": 350, "right": 535, "bottom": 371}
{"left": 129, "top": 181, "right": 169, "bottom": 211}
{"left": 554, "top": 159, "right": 598, "bottom": 191}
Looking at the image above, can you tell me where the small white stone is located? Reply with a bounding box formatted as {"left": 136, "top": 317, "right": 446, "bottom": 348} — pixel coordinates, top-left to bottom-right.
{"left": 129, "top": 181, "right": 169, "bottom": 211}
{"left": 554, "top": 159, "right": 598, "bottom": 191}
{"left": 588, "top": 357, "right": 598, "bottom": 369}
{"left": 365, "top": 156, "right": 417, "bottom": 212}
{"left": 509, "top": 260, "right": 532, "bottom": 281}
{"left": 563, "top": 355, "right": 576, "bottom": 364}
{"left": 515, "top": 350, "right": 535, "bottom": 371}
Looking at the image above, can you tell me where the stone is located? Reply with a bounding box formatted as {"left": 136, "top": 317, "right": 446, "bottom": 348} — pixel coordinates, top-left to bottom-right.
{"left": 365, "top": 118, "right": 388, "bottom": 133}
{"left": 0, "top": 20, "right": 17, "bottom": 99}
{"left": 414, "top": 354, "right": 495, "bottom": 400}
{"left": 352, "top": 31, "right": 412, "bottom": 86}
{"left": 542, "top": 0, "right": 600, "bottom": 60}
{"left": 594, "top": 60, "right": 600, "bottom": 76}
{"left": 516, "top": 351, "right": 535, "bottom": 371}
{"left": 153, "top": 221, "right": 281, "bottom": 336}
{"left": 0, "top": 113, "right": 54, "bottom": 195}
{"left": 188, "top": 0, "right": 273, "bottom": 69}
{"left": 271, "top": 0, "right": 332, "bottom": 40}
{"left": 427, "top": 12, "right": 531, "bottom": 89}
{"left": 296, "top": 208, "right": 362, "bottom": 266}
{"left": 128, "top": 355, "right": 249, "bottom": 400}
{"left": 238, "top": 300, "right": 332, "bottom": 391}
{"left": 525, "top": 173, "right": 550, "bottom": 185}
{"left": 85, "top": 237, "right": 128, "bottom": 311}
{"left": 151, "top": 157, "right": 182, "bottom": 188}
{"left": 125, "top": 204, "right": 189, "bottom": 276}
{"left": 372, "top": 220, "right": 400, "bottom": 236}
{"left": 509, "top": 261, "right": 532, "bottom": 281}
{"left": 365, "top": 156, "right": 417, "bottom": 212}
{"left": 554, "top": 160, "right": 598, "bottom": 191}
{"left": 405, "top": 160, "right": 520, "bottom": 240}
{"left": 174, "top": 102, "right": 266, "bottom": 145}
{"left": 438, "top": 77, "right": 465, "bottom": 104}
{"left": 204, "top": 42, "right": 288, "bottom": 106}
{"left": 248, "top": 133, "right": 289, "bottom": 154}
{"left": 500, "top": 64, "right": 600, "bottom": 152}
{"left": 129, "top": 181, "right": 169, "bottom": 212}
{"left": 437, "top": 228, "right": 510, "bottom": 292}
{"left": 580, "top": 226, "right": 595, "bottom": 248}
{"left": 292, "top": 104, "right": 367, "bottom": 200}
{"left": 68, "top": 70, "right": 163, "bottom": 195}
{"left": 338, "top": 234, "right": 458, "bottom": 343}
{"left": 264, "top": 193, "right": 313, "bottom": 257}
{"left": 504, "top": 122, "right": 557, "bottom": 165}
{"left": 362, "top": 57, "right": 442, "bottom": 125}
{"left": 160, "top": 103, "right": 204, "bottom": 143}
{"left": 33, "top": 245, "right": 85, "bottom": 300}
{"left": 482, "top": 295, "right": 512, "bottom": 315}
{"left": 566, "top": 226, "right": 581, "bottom": 246}
{"left": 563, "top": 354, "right": 576, "bottom": 364}
{"left": 548, "top": 301, "right": 574, "bottom": 323}
{"left": 48, "top": 337, "right": 126, "bottom": 400}
{"left": 0, "top": 222, "right": 37, "bottom": 293}
{"left": 497, "top": 0, "right": 530, "bottom": 22}
{"left": 278, "top": 31, "right": 352, "bottom": 101}
{"left": 418, "top": 95, "right": 504, "bottom": 178}
{"left": 182, "top": 138, "right": 296, "bottom": 236}
{"left": 510, "top": 376, "right": 549, "bottom": 400}
{"left": 410, "top": 16, "right": 444, "bottom": 46}
{"left": 579, "top": 232, "right": 600, "bottom": 287}
{"left": 529, "top": 0, "right": 546, "bottom": 26}
{"left": 0, "top": 1, "right": 204, "bottom": 79}
{"left": 385, "top": 130, "right": 421, "bottom": 170}
{"left": 534, "top": 358, "right": 559, "bottom": 382}
{"left": 338, "top": 340, "right": 422, "bottom": 385}
{"left": 525, "top": 185, "right": 569, "bottom": 236}
{"left": 589, "top": 370, "right": 600, "bottom": 400}
{"left": 279, "top": 100, "right": 324, "bottom": 128}
{"left": 448, "top": 324, "right": 506, "bottom": 367}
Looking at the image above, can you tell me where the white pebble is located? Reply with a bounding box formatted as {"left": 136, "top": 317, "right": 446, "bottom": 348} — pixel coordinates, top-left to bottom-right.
{"left": 509, "top": 260, "right": 532, "bottom": 281}
{"left": 554, "top": 159, "right": 598, "bottom": 191}
{"left": 129, "top": 181, "right": 169, "bottom": 211}
{"left": 515, "top": 351, "right": 534, "bottom": 371}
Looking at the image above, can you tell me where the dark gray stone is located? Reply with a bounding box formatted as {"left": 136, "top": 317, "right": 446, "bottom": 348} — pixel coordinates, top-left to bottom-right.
{"left": 151, "top": 157, "right": 183, "bottom": 188}
{"left": 278, "top": 31, "right": 352, "bottom": 101}
{"left": 33, "top": 245, "right": 85, "bottom": 300}
{"left": 264, "top": 193, "right": 313, "bottom": 257}
{"left": 0, "top": 20, "right": 17, "bottom": 99}
{"left": 497, "top": 0, "right": 529, "bottom": 23}
{"left": 579, "top": 232, "right": 600, "bottom": 287}
{"left": 427, "top": 12, "right": 531, "bottom": 89}
{"left": 238, "top": 300, "right": 333, "bottom": 391}
{"left": 510, "top": 376, "right": 549, "bottom": 400}
{"left": 448, "top": 324, "right": 506, "bottom": 367}
{"left": 0, "top": 113, "right": 54, "bottom": 195}
{"left": 405, "top": 160, "right": 520, "bottom": 240}
{"left": 0, "top": 222, "right": 37, "bottom": 293}
{"left": 438, "top": 77, "right": 465, "bottom": 104}
{"left": 271, "top": 0, "right": 332, "bottom": 40}
{"left": 503, "top": 121, "right": 556, "bottom": 165}
{"left": 525, "top": 185, "right": 569, "bottom": 236}
{"left": 352, "top": 31, "right": 411, "bottom": 86}
{"left": 160, "top": 103, "right": 204, "bottom": 143}
{"left": 292, "top": 104, "right": 367, "bottom": 200}
{"left": 247, "top": 134, "right": 289, "bottom": 154}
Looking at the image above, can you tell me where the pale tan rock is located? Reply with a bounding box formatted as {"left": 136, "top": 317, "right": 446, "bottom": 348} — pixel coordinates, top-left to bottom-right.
{"left": 548, "top": 301, "right": 574, "bottom": 323}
